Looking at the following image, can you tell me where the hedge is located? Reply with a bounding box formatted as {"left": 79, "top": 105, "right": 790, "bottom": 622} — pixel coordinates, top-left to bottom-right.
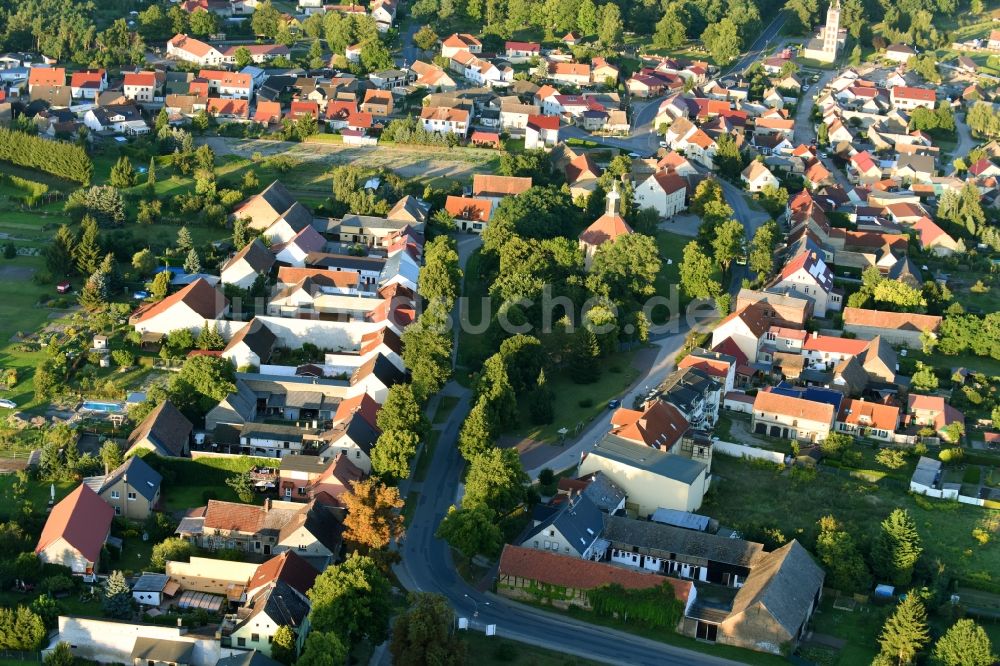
{"left": 588, "top": 582, "right": 683, "bottom": 629}
{"left": 0, "top": 128, "right": 92, "bottom": 184}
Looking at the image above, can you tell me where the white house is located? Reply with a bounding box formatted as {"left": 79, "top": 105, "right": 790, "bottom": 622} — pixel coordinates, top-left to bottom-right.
{"left": 634, "top": 170, "right": 687, "bottom": 218}
{"left": 741, "top": 161, "right": 780, "bottom": 193}
{"left": 768, "top": 251, "right": 842, "bottom": 318}
{"left": 525, "top": 114, "right": 559, "bottom": 150}
{"left": 166, "top": 33, "right": 225, "bottom": 66}
{"left": 220, "top": 239, "right": 275, "bottom": 290}
{"left": 129, "top": 278, "right": 228, "bottom": 336}
{"left": 420, "top": 106, "right": 468, "bottom": 137}
{"left": 273, "top": 225, "right": 326, "bottom": 268}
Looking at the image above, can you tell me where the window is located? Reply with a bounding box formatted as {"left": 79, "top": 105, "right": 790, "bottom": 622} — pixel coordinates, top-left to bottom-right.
{"left": 110, "top": 491, "right": 120, "bottom": 499}
{"left": 115, "top": 506, "right": 121, "bottom": 515}
{"left": 298, "top": 544, "right": 307, "bottom": 551}
{"left": 237, "top": 638, "right": 246, "bottom": 647}
{"left": 251, "top": 634, "right": 259, "bottom": 643}
{"left": 127, "top": 492, "right": 136, "bottom": 501}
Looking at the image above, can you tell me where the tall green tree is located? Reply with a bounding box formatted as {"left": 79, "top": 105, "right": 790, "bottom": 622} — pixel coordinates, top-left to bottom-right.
{"left": 878, "top": 594, "right": 929, "bottom": 665}
{"left": 872, "top": 508, "right": 923, "bottom": 586}
{"left": 815, "top": 516, "right": 871, "bottom": 593}
{"left": 679, "top": 241, "right": 722, "bottom": 300}
{"left": 458, "top": 400, "right": 495, "bottom": 461}
{"left": 576, "top": 0, "right": 598, "bottom": 35}
{"left": 75, "top": 215, "right": 102, "bottom": 276}
{"left": 270, "top": 625, "right": 297, "bottom": 665}
{"left": 371, "top": 429, "right": 420, "bottom": 480}
{"left": 251, "top": 0, "right": 282, "bottom": 37}
{"left": 712, "top": 219, "right": 745, "bottom": 274}
{"left": 401, "top": 303, "right": 452, "bottom": 400}
{"left": 748, "top": 220, "right": 777, "bottom": 279}
{"left": 308, "top": 554, "right": 392, "bottom": 644}
{"left": 463, "top": 447, "right": 527, "bottom": 516}
{"left": 46, "top": 224, "right": 77, "bottom": 276}
{"left": 932, "top": 618, "right": 996, "bottom": 666}
{"left": 590, "top": 233, "right": 661, "bottom": 301}
{"left": 654, "top": 4, "right": 688, "bottom": 48}
{"left": 109, "top": 156, "right": 137, "bottom": 188}
{"left": 390, "top": 593, "right": 467, "bottom": 666}
{"left": 297, "top": 631, "right": 347, "bottom": 666}
{"left": 597, "top": 2, "right": 623, "bottom": 45}
{"left": 702, "top": 18, "right": 741, "bottom": 66}
{"left": 102, "top": 570, "right": 133, "bottom": 619}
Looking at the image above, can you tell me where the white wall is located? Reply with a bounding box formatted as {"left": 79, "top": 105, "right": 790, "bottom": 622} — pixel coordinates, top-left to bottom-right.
{"left": 713, "top": 440, "right": 785, "bottom": 464}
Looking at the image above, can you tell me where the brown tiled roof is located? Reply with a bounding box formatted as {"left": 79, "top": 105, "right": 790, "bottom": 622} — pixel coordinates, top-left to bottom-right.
{"left": 35, "top": 484, "right": 114, "bottom": 563}
{"left": 445, "top": 195, "right": 492, "bottom": 221}
{"left": 248, "top": 551, "right": 318, "bottom": 597}
{"left": 843, "top": 308, "right": 941, "bottom": 333}
{"left": 753, "top": 390, "right": 834, "bottom": 424}
{"left": 130, "top": 278, "right": 227, "bottom": 324}
{"left": 333, "top": 393, "right": 381, "bottom": 430}
{"left": 610, "top": 401, "right": 688, "bottom": 449}
{"left": 360, "top": 326, "right": 402, "bottom": 356}
{"left": 499, "top": 544, "right": 690, "bottom": 601}
{"left": 716, "top": 302, "right": 771, "bottom": 338}
{"left": 579, "top": 213, "right": 632, "bottom": 246}
{"left": 838, "top": 398, "right": 899, "bottom": 431}
{"left": 277, "top": 267, "right": 359, "bottom": 288}
{"left": 126, "top": 400, "right": 193, "bottom": 457}
{"left": 472, "top": 174, "right": 532, "bottom": 198}
{"left": 203, "top": 499, "right": 265, "bottom": 533}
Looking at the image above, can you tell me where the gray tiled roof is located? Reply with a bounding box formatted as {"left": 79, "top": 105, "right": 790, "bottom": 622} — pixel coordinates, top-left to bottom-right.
{"left": 524, "top": 494, "right": 605, "bottom": 557}
{"left": 602, "top": 514, "right": 763, "bottom": 567}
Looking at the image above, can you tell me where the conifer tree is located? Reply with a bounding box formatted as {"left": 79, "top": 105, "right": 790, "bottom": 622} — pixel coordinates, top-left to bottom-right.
{"left": 46, "top": 224, "right": 77, "bottom": 276}
{"left": 147, "top": 157, "right": 157, "bottom": 187}
{"left": 102, "top": 570, "right": 133, "bottom": 619}
{"left": 872, "top": 508, "right": 922, "bottom": 586}
{"left": 98, "top": 252, "right": 122, "bottom": 295}
{"left": 109, "top": 156, "right": 137, "bottom": 188}
{"left": 150, "top": 270, "right": 171, "bottom": 301}
{"left": 183, "top": 247, "right": 202, "bottom": 274}
{"left": 196, "top": 321, "right": 225, "bottom": 350}
{"left": 877, "top": 594, "right": 929, "bottom": 665}
{"left": 75, "top": 215, "right": 102, "bottom": 276}
{"left": 933, "top": 618, "right": 996, "bottom": 666}
{"left": 176, "top": 226, "right": 193, "bottom": 252}
{"left": 79, "top": 270, "right": 109, "bottom": 311}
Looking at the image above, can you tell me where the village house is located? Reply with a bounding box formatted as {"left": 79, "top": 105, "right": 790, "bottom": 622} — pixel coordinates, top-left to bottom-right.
{"left": 129, "top": 278, "right": 228, "bottom": 337}
{"left": 420, "top": 106, "right": 469, "bottom": 137}
{"left": 633, "top": 170, "right": 687, "bottom": 219}
{"left": 221, "top": 239, "right": 275, "bottom": 290}
{"left": 768, "top": 251, "right": 842, "bottom": 318}
{"left": 123, "top": 71, "right": 164, "bottom": 103}
{"left": 69, "top": 69, "right": 106, "bottom": 100}
{"left": 167, "top": 33, "right": 225, "bottom": 66}
{"left": 82, "top": 455, "right": 163, "bottom": 520}
{"left": 445, "top": 195, "right": 493, "bottom": 233}
{"left": 125, "top": 400, "right": 193, "bottom": 458}
{"left": 890, "top": 86, "right": 936, "bottom": 111}
{"left": 278, "top": 452, "right": 364, "bottom": 504}
{"left": 907, "top": 395, "right": 965, "bottom": 442}
{"left": 440, "top": 33, "right": 481, "bottom": 59}
{"left": 525, "top": 114, "right": 559, "bottom": 149}
{"left": 751, "top": 389, "right": 835, "bottom": 442}
{"left": 741, "top": 161, "right": 780, "bottom": 192}
{"left": 198, "top": 69, "right": 253, "bottom": 98}
{"left": 842, "top": 307, "right": 942, "bottom": 348}
{"left": 835, "top": 398, "right": 900, "bottom": 442}
{"left": 35, "top": 484, "right": 114, "bottom": 579}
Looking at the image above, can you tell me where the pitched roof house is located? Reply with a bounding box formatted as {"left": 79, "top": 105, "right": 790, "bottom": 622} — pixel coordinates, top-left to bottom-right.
{"left": 35, "top": 484, "right": 115, "bottom": 577}
{"left": 126, "top": 400, "right": 194, "bottom": 458}
{"left": 129, "top": 278, "right": 228, "bottom": 336}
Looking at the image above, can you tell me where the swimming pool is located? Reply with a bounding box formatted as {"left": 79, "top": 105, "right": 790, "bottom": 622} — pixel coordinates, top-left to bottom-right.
{"left": 81, "top": 401, "right": 124, "bottom": 413}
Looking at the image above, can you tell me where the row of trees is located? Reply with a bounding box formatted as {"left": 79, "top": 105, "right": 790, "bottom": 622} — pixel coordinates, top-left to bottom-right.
{"left": 876, "top": 595, "right": 996, "bottom": 665}
{"left": 0, "top": 128, "right": 92, "bottom": 184}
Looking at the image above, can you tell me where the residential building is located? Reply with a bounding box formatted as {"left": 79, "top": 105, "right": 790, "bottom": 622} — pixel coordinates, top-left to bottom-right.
{"left": 167, "top": 33, "right": 225, "bottom": 66}
{"left": 710, "top": 302, "right": 771, "bottom": 366}
{"left": 751, "top": 389, "right": 834, "bottom": 442}
{"left": 420, "top": 106, "right": 468, "bottom": 136}
{"left": 890, "top": 86, "right": 936, "bottom": 111}
{"left": 198, "top": 69, "right": 253, "bottom": 98}
{"left": 525, "top": 114, "right": 559, "bottom": 149}
{"left": 35, "top": 484, "right": 114, "bottom": 578}
{"left": 634, "top": 170, "right": 687, "bottom": 218}
{"left": 82, "top": 455, "right": 163, "bottom": 520}
{"left": 521, "top": 493, "right": 605, "bottom": 559}
{"left": 768, "top": 251, "right": 841, "bottom": 317}
{"left": 907, "top": 395, "right": 965, "bottom": 442}
{"left": 222, "top": 319, "right": 277, "bottom": 369}
{"left": 361, "top": 88, "right": 392, "bottom": 117}
{"left": 842, "top": 307, "right": 941, "bottom": 348}
{"left": 472, "top": 174, "right": 531, "bottom": 203}
{"left": 125, "top": 400, "right": 193, "bottom": 458}
{"left": 579, "top": 435, "right": 709, "bottom": 516}
{"left": 440, "top": 33, "right": 481, "bottom": 58}
{"left": 123, "top": 71, "right": 163, "bottom": 102}
{"left": 835, "top": 398, "right": 900, "bottom": 442}
{"left": 445, "top": 195, "right": 493, "bottom": 233}
{"left": 69, "top": 69, "right": 106, "bottom": 100}
{"left": 129, "top": 278, "right": 228, "bottom": 336}
{"left": 278, "top": 452, "right": 363, "bottom": 504}
{"left": 741, "top": 161, "right": 780, "bottom": 192}
{"left": 221, "top": 239, "right": 275, "bottom": 290}
{"left": 609, "top": 400, "right": 690, "bottom": 452}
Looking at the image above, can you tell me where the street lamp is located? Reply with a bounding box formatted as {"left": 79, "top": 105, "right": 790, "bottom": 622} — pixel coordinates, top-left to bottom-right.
{"left": 464, "top": 594, "right": 490, "bottom": 617}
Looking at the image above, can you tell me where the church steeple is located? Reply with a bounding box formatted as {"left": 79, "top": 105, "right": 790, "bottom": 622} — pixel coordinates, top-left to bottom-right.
{"left": 606, "top": 183, "right": 621, "bottom": 216}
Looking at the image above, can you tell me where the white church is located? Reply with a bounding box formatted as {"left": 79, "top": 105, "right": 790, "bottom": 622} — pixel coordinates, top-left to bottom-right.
{"left": 802, "top": 0, "right": 846, "bottom": 63}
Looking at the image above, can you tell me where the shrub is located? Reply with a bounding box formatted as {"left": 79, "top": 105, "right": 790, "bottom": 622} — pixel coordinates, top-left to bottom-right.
{"left": 111, "top": 350, "right": 134, "bottom": 368}
{"left": 940, "top": 447, "right": 964, "bottom": 463}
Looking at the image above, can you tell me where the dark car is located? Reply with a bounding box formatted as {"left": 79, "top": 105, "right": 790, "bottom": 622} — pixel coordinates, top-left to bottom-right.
{"left": 608, "top": 399, "right": 621, "bottom": 410}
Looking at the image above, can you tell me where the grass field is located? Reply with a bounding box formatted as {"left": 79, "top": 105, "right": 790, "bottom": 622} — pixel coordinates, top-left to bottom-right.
{"left": 703, "top": 455, "right": 999, "bottom": 583}
{"left": 462, "top": 632, "right": 605, "bottom": 666}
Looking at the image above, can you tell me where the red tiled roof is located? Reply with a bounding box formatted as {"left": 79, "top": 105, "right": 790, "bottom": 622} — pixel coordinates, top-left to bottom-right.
{"left": 892, "top": 86, "right": 935, "bottom": 102}
{"left": 472, "top": 174, "right": 531, "bottom": 197}
{"left": 169, "top": 33, "right": 215, "bottom": 58}
{"left": 71, "top": 70, "right": 104, "bottom": 88}
{"left": 527, "top": 114, "right": 559, "bottom": 131}
{"left": 801, "top": 334, "right": 870, "bottom": 356}
{"left": 754, "top": 390, "right": 834, "bottom": 424}
{"left": 36, "top": 484, "right": 114, "bottom": 564}
{"left": 843, "top": 308, "right": 941, "bottom": 332}
{"left": 333, "top": 392, "right": 382, "bottom": 430}
{"left": 445, "top": 195, "right": 492, "bottom": 221}
{"left": 203, "top": 499, "right": 264, "bottom": 533}
{"left": 277, "top": 267, "right": 359, "bottom": 288}
{"left": 248, "top": 551, "right": 318, "bottom": 597}
{"left": 130, "top": 278, "right": 227, "bottom": 324}
{"left": 124, "top": 72, "right": 157, "bottom": 87}
{"left": 207, "top": 98, "right": 249, "bottom": 117}
{"left": 838, "top": 399, "right": 899, "bottom": 431}
{"left": 499, "top": 545, "right": 691, "bottom": 602}
{"left": 29, "top": 67, "right": 65, "bottom": 87}
{"left": 579, "top": 213, "right": 632, "bottom": 246}
{"left": 254, "top": 101, "right": 282, "bottom": 124}
{"left": 610, "top": 400, "right": 688, "bottom": 449}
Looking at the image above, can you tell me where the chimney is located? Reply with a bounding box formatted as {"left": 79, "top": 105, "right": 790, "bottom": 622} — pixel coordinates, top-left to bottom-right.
{"left": 812, "top": 331, "right": 818, "bottom": 339}
{"left": 264, "top": 498, "right": 271, "bottom": 512}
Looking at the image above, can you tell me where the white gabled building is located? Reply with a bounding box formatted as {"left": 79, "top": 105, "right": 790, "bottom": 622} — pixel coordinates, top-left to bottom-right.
{"left": 634, "top": 170, "right": 687, "bottom": 219}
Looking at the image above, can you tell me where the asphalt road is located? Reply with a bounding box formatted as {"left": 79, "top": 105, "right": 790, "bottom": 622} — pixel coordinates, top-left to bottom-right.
{"left": 723, "top": 13, "right": 789, "bottom": 77}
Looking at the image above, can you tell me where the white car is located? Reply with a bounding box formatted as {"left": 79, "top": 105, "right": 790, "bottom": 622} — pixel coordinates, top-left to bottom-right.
{"left": 0, "top": 399, "right": 16, "bottom": 409}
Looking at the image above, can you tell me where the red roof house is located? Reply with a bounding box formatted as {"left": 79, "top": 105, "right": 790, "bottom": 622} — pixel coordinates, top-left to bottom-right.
{"left": 35, "top": 484, "right": 115, "bottom": 576}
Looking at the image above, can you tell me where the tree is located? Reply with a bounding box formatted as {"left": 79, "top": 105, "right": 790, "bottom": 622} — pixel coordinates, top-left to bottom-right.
{"left": 933, "top": 619, "right": 996, "bottom": 666}
{"left": 306, "top": 39, "right": 325, "bottom": 69}
{"left": 150, "top": 270, "right": 171, "bottom": 301}
{"left": 436, "top": 504, "right": 503, "bottom": 560}
{"left": 308, "top": 554, "right": 392, "bottom": 644}
{"left": 233, "top": 45, "right": 253, "bottom": 69}
{"left": 79, "top": 270, "right": 109, "bottom": 311}
{"left": 270, "top": 625, "right": 297, "bottom": 665}
{"left": 109, "top": 156, "right": 137, "bottom": 188}
{"left": 419, "top": 236, "right": 463, "bottom": 306}
{"left": 45, "top": 642, "right": 75, "bottom": 666}
{"left": 132, "top": 248, "right": 156, "bottom": 276}
{"left": 46, "top": 224, "right": 77, "bottom": 277}
{"left": 785, "top": 0, "right": 819, "bottom": 31}
{"left": 464, "top": 447, "right": 527, "bottom": 516}
{"left": 147, "top": 157, "right": 157, "bottom": 187}
{"left": 376, "top": 384, "right": 429, "bottom": 438}
{"left": 712, "top": 219, "right": 745, "bottom": 274}
{"left": 872, "top": 508, "right": 923, "bottom": 586}
{"left": 702, "top": 18, "right": 741, "bottom": 65}
{"left": 196, "top": 321, "right": 225, "bottom": 350}
{"left": 390, "top": 593, "right": 467, "bottom": 666}
{"left": 190, "top": 8, "right": 219, "bottom": 36}
{"left": 99, "top": 441, "right": 122, "bottom": 474}
{"left": 0, "top": 606, "right": 46, "bottom": 650}
{"left": 911, "top": 362, "right": 939, "bottom": 392}
{"left": 878, "top": 594, "right": 930, "bottom": 665}
{"left": 251, "top": 0, "right": 281, "bottom": 37}
{"left": 679, "top": 241, "right": 722, "bottom": 300}
{"left": 815, "top": 515, "right": 871, "bottom": 593}
{"left": 654, "top": 4, "right": 687, "bottom": 49}
{"left": 413, "top": 25, "right": 439, "bottom": 51}
{"left": 748, "top": 220, "right": 777, "bottom": 279}
{"left": 102, "top": 570, "right": 133, "bottom": 619}
{"left": 176, "top": 226, "right": 193, "bottom": 252}
{"left": 590, "top": 233, "right": 661, "bottom": 301}
{"left": 876, "top": 448, "right": 907, "bottom": 470}
{"left": 576, "top": 0, "right": 597, "bottom": 35}
{"left": 597, "top": 2, "right": 623, "bottom": 45}
{"left": 361, "top": 39, "right": 393, "bottom": 72}
{"left": 341, "top": 478, "right": 404, "bottom": 553}
{"left": 371, "top": 428, "right": 420, "bottom": 480}
{"left": 458, "top": 400, "right": 495, "bottom": 461}
{"left": 150, "top": 537, "right": 194, "bottom": 571}
{"left": 183, "top": 248, "right": 202, "bottom": 274}
{"left": 75, "top": 215, "right": 102, "bottom": 276}
{"left": 401, "top": 304, "right": 452, "bottom": 400}
{"left": 226, "top": 471, "right": 255, "bottom": 503}
{"left": 297, "top": 631, "right": 348, "bottom": 666}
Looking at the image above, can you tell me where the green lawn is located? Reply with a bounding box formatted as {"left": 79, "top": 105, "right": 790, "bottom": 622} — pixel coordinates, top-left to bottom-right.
{"left": 703, "top": 455, "right": 1000, "bottom": 585}
{"left": 402, "top": 490, "right": 419, "bottom": 528}
{"left": 808, "top": 597, "right": 886, "bottom": 666}
{"left": 509, "top": 349, "right": 640, "bottom": 444}
{"left": 653, "top": 229, "right": 688, "bottom": 302}
{"left": 462, "top": 632, "right": 605, "bottom": 666}
{"left": 0, "top": 476, "right": 76, "bottom": 521}
{"left": 162, "top": 484, "right": 243, "bottom": 513}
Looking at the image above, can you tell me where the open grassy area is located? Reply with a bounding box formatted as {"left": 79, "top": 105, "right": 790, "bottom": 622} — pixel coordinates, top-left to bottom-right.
{"left": 162, "top": 484, "right": 243, "bottom": 513}
{"left": 0, "top": 476, "right": 76, "bottom": 521}
{"left": 653, "top": 229, "right": 688, "bottom": 301}
{"left": 509, "top": 349, "right": 640, "bottom": 444}
{"left": 703, "top": 455, "right": 999, "bottom": 583}
{"left": 462, "top": 631, "right": 605, "bottom": 666}
{"left": 808, "top": 596, "right": 886, "bottom": 666}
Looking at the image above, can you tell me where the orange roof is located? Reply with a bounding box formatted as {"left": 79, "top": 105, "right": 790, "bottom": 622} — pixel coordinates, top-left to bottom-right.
{"left": 442, "top": 33, "right": 481, "bottom": 48}
{"left": 843, "top": 307, "right": 941, "bottom": 332}
{"left": 445, "top": 195, "right": 492, "bottom": 221}
{"left": 70, "top": 70, "right": 104, "bottom": 88}
{"left": 333, "top": 392, "right": 382, "bottom": 430}
{"left": 248, "top": 551, "right": 318, "bottom": 597}
{"left": 802, "top": 334, "right": 869, "bottom": 355}
{"left": 550, "top": 62, "right": 590, "bottom": 77}
{"left": 566, "top": 153, "right": 601, "bottom": 183}
{"left": 420, "top": 106, "right": 468, "bottom": 123}
{"left": 207, "top": 98, "right": 249, "bottom": 117}
{"left": 130, "top": 278, "right": 227, "bottom": 324}
{"left": 892, "top": 86, "right": 935, "bottom": 102}
{"left": 36, "top": 484, "right": 114, "bottom": 564}
{"left": 203, "top": 499, "right": 264, "bottom": 532}
{"left": 500, "top": 544, "right": 691, "bottom": 601}
{"left": 348, "top": 111, "right": 373, "bottom": 128}
{"left": 678, "top": 355, "right": 732, "bottom": 380}
{"left": 473, "top": 175, "right": 531, "bottom": 197}
{"left": 124, "top": 72, "right": 157, "bottom": 88}
{"left": 289, "top": 100, "right": 319, "bottom": 119}
{"left": 277, "top": 266, "right": 359, "bottom": 288}
{"left": 198, "top": 70, "right": 252, "bottom": 88}
{"left": 838, "top": 398, "right": 899, "bottom": 431}
{"left": 535, "top": 84, "right": 559, "bottom": 100}
{"left": 753, "top": 390, "right": 834, "bottom": 424}
{"left": 169, "top": 33, "right": 215, "bottom": 58}
{"left": 28, "top": 67, "right": 65, "bottom": 87}
{"left": 716, "top": 302, "right": 771, "bottom": 338}
{"left": 254, "top": 101, "right": 282, "bottom": 124}
{"left": 363, "top": 88, "right": 392, "bottom": 104}
{"left": 610, "top": 400, "right": 688, "bottom": 449}
{"left": 911, "top": 216, "right": 952, "bottom": 247}
{"left": 579, "top": 213, "right": 632, "bottom": 246}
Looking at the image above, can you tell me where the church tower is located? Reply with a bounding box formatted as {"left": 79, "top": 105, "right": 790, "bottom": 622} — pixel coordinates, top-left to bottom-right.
{"left": 822, "top": 0, "right": 841, "bottom": 60}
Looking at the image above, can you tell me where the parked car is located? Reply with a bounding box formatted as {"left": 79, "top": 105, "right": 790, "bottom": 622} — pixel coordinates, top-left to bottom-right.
{"left": 56, "top": 281, "right": 71, "bottom": 294}
{"left": 0, "top": 399, "right": 16, "bottom": 409}
{"left": 133, "top": 290, "right": 149, "bottom": 300}
{"left": 608, "top": 399, "right": 621, "bottom": 410}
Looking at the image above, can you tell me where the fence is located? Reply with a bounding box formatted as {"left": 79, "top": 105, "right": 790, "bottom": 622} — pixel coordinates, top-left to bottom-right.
{"left": 712, "top": 440, "right": 785, "bottom": 464}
